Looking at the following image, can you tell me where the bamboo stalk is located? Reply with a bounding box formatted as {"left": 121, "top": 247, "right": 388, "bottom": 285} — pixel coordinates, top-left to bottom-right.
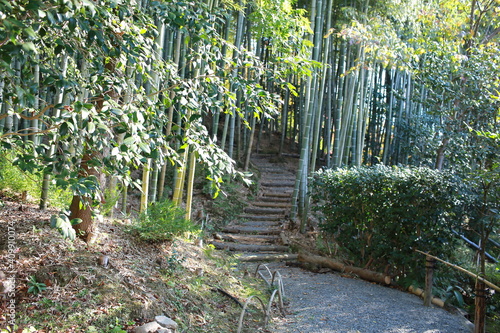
{"left": 140, "top": 159, "right": 151, "bottom": 213}
{"left": 184, "top": 152, "right": 196, "bottom": 221}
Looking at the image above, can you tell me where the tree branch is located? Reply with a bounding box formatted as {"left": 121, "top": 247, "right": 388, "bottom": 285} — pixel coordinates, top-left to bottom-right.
{"left": 0, "top": 104, "right": 54, "bottom": 122}
{"left": 0, "top": 125, "right": 59, "bottom": 139}
{"left": 481, "top": 26, "right": 500, "bottom": 44}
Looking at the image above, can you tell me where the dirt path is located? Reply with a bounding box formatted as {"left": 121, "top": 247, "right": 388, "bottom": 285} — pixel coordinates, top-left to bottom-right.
{"left": 222, "top": 152, "right": 473, "bottom": 332}
{"left": 260, "top": 262, "right": 473, "bottom": 333}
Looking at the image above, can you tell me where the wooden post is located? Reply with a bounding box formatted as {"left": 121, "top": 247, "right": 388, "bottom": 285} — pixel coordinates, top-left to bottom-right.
{"left": 474, "top": 281, "right": 486, "bottom": 333}
{"left": 424, "top": 256, "right": 435, "bottom": 307}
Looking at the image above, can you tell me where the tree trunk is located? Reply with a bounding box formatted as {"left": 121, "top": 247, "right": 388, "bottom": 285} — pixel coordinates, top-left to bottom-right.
{"left": 435, "top": 137, "right": 449, "bottom": 170}
{"left": 70, "top": 153, "right": 105, "bottom": 243}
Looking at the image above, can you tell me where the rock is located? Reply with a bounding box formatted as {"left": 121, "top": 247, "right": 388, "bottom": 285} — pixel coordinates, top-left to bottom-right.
{"left": 155, "top": 315, "right": 178, "bottom": 330}
{"left": 133, "top": 321, "right": 162, "bottom": 333}
{"left": 157, "top": 329, "right": 172, "bottom": 333}
{"left": 0, "top": 278, "right": 14, "bottom": 294}
{"left": 194, "top": 267, "right": 203, "bottom": 276}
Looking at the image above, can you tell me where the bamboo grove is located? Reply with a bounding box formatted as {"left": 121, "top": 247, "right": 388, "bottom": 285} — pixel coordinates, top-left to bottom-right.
{"left": 0, "top": 0, "right": 499, "bottom": 239}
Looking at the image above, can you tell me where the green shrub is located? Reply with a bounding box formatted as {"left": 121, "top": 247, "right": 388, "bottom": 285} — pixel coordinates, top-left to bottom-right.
{"left": 311, "top": 165, "right": 464, "bottom": 284}
{"left": 0, "top": 152, "right": 71, "bottom": 208}
{"left": 129, "top": 199, "right": 198, "bottom": 242}
{"left": 0, "top": 153, "right": 40, "bottom": 196}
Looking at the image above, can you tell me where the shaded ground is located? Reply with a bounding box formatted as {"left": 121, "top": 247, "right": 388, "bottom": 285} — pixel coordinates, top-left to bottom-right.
{"left": 0, "top": 198, "right": 269, "bottom": 332}
{"left": 264, "top": 262, "right": 473, "bottom": 333}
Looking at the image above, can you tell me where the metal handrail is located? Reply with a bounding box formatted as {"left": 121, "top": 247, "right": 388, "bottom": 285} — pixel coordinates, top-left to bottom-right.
{"left": 237, "top": 263, "right": 286, "bottom": 332}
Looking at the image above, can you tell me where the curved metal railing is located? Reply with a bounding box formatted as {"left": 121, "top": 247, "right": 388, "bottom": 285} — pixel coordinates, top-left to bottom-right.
{"left": 236, "top": 263, "right": 285, "bottom": 333}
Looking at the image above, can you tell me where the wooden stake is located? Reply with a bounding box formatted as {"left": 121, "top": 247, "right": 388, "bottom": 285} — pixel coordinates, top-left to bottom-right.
{"left": 424, "top": 256, "right": 435, "bottom": 307}
{"left": 474, "top": 281, "right": 486, "bottom": 333}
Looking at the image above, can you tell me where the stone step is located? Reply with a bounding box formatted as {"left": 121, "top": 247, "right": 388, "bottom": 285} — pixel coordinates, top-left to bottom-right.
{"left": 261, "top": 178, "right": 295, "bottom": 184}
{"left": 251, "top": 154, "right": 276, "bottom": 159}
{"left": 261, "top": 181, "right": 295, "bottom": 187}
{"left": 238, "top": 214, "right": 283, "bottom": 221}
{"left": 257, "top": 167, "right": 286, "bottom": 173}
{"left": 218, "top": 233, "right": 280, "bottom": 244}
{"left": 261, "top": 191, "right": 293, "bottom": 198}
{"left": 222, "top": 226, "right": 281, "bottom": 235}
{"left": 262, "top": 192, "right": 293, "bottom": 198}
{"left": 244, "top": 207, "right": 286, "bottom": 215}
{"left": 238, "top": 253, "right": 298, "bottom": 262}
{"left": 210, "top": 241, "right": 289, "bottom": 252}
{"left": 252, "top": 201, "right": 291, "bottom": 209}
{"left": 238, "top": 221, "right": 282, "bottom": 227}
{"left": 211, "top": 153, "right": 298, "bottom": 259}
{"left": 261, "top": 174, "right": 295, "bottom": 179}
{"left": 258, "top": 196, "right": 290, "bottom": 203}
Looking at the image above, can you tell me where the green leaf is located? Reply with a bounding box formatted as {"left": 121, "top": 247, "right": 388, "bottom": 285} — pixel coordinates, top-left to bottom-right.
{"left": 24, "top": 27, "right": 37, "bottom": 38}
{"left": 21, "top": 42, "right": 36, "bottom": 53}
{"left": 87, "top": 122, "right": 96, "bottom": 134}
{"left": 123, "top": 136, "right": 135, "bottom": 145}
{"left": 138, "top": 142, "right": 151, "bottom": 153}
{"left": 111, "top": 108, "right": 123, "bottom": 116}
{"left": 68, "top": 17, "right": 77, "bottom": 32}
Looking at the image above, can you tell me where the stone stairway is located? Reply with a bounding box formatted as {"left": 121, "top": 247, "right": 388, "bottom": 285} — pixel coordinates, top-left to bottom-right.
{"left": 211, "top": 154, "right": 298, "bottom": 261}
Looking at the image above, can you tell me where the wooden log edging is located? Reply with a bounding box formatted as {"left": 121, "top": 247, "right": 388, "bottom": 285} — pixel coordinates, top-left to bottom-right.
{"left": 408, "top": 285, "right": 445, "bottom": 307}
{"left": 297, "top": 252, "right": 392, "bottom": 285}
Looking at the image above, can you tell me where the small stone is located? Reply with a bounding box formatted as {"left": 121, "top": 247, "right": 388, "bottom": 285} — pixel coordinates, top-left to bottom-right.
{"left": 133, "top": 321, "right": 162, "bottom": 333}
{"left": 195, "top": 267, "right": 204, "bottom": 276}
{"left": 155, "top": 315, "right": 178, "bottom": 329}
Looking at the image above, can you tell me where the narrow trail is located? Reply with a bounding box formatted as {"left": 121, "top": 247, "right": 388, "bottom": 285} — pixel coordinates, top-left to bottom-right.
{"left": 211, "top": 153, "right": 473, "bottom": 332}
{"left": 211, "top": 153, "right": 297, "bottom": 261}
{"left": 266, "top": 261, "right": 473, "bottom": 333}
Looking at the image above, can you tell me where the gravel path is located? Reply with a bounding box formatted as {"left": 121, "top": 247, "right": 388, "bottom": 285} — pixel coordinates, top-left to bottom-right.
{"left": 259, "top": 262, "right": 473, "bottom": 333}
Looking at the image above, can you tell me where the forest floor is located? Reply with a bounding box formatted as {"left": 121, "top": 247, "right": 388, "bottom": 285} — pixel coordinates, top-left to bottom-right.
{"left": 0, "top": 194, "right": 278, "bottom": 333}
{"left": 0, "top": 132, "right": 300, "bottom": 333}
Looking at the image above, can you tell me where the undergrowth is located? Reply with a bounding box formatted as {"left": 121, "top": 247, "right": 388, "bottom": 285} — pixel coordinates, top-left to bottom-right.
{"left": 128, "top": 199, "right": 198, "bottom": 242}
{"left": 0, "top": 152, "right": 71, "bottom": 209}
{"left": 0, "top": 198, "right": 270, "bottom": 333}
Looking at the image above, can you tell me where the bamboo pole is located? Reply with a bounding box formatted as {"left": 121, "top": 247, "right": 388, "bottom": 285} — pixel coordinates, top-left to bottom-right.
{"left": 140, "top": 159, "right": 151, "bottom": 213}
{"left": 184, "top": 152, "right": 196, "bottom": 220}
{"left": 408, "top": 286, "right": 445, "bottom": 307}
{"left": 415, "top": 250, "right": 500, "bottom": 292}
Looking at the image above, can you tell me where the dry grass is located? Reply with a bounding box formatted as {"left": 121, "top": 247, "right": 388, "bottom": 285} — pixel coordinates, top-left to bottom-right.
{"left": 0, "top": 199, "right": 274, "bottom": 332}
